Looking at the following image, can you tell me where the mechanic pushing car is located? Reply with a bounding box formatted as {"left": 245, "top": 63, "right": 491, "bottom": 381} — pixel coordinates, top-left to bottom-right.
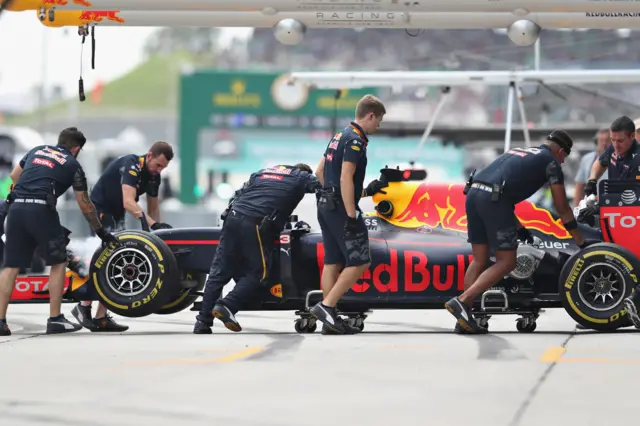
{"left": 193, "top": 163, "right": 321, "bottom": 334}
{"left": 70, "top": 141, "right": 174, "bottom": 333}
{"left": 0, "top": 127, "right": 121, "bottom": 336}
{"left": 310, "top": 94, "right": 388, "bottom": 335}
{"left": 581, "top": 116, "right": 640, "bottom": 328}
{"left": 445, "top": 130, "right": 598, "bottom": 334}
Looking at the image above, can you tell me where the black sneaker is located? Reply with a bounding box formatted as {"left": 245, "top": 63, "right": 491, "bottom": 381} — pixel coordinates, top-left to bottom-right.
{"left": 310, "top": 302, "right": 356, "bottom": 335}
{"left": 193, "top": 320, "right": 213, "bottom": 334}
{"left": 624, "top": 291, "right": 640, "bottom": 329}
{"left": 454, "top": 321, "right": 488, "bottom": 334}
{"left": 445, "top": 297, "right": 486, "bottom": 334}
{"left": 71, "top": 303, "right": 95, "bottom": 330}
{"left": 91, "top": 313, "right": 129, "bottom": 332}
{"left": 46, "top": 314, "right": 82, "bottom": 334}
{"left": 321, "top": 319, "right": 361, "bottom": 335}
{"left": 212, "top": 303, "right": 242, "bottom": 332}
{"left": 0, "top": 319, "right": 10, "bottom": 336}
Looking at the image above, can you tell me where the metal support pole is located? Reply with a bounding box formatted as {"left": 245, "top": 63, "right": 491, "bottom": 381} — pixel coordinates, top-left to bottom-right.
{"left": 515, "top": 83, "right": 531, "bottom": 147}
{"left": 411, "top": 86, "right": 451, "bottom": 164}
{"left": 534, "top": 36, "right": 541, "bottom": 70}
{"left": 504, "top": 81, "right": 516, "bottom": 153}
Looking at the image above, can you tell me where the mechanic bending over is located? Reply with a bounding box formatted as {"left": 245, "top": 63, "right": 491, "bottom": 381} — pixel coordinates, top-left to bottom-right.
{"left": 193, "top": 163, "right": 321, "bottom": 334}
{"left": 582, "top": 116, "right": 640, "bottom": 328}
{"left": 445, "top": 130, "right": 599, "bottom": 335}
{"left": 573, "top": 128, "right": 610, "bottom": 207}
{"left": 71, "top": 141, "right": 174, "bottom": 333}
{"left": 0, "top": 127, "right": 121, "bottom": 336}
{"left": 311, "top": 95, "right": 388, "bottom": 335}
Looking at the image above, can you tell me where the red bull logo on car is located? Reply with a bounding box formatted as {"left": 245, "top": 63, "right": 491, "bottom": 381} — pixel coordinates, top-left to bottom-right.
{"left": 373, "top": 181, "right": 571, "bottom": 239}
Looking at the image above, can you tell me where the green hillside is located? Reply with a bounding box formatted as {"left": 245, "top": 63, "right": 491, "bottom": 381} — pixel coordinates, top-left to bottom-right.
{"left": 5, "top": 52, "right": 214, "bottom": 125}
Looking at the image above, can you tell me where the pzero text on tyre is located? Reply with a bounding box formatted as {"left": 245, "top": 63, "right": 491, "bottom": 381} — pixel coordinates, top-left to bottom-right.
{"left": 89, "top": 230, "right": 180, "bottom": 318}
{"left": 559, "top": 242, "right": 639, "bottom": 331}
{"left": 154, "top": 272, "right": 206, "bottom": 315}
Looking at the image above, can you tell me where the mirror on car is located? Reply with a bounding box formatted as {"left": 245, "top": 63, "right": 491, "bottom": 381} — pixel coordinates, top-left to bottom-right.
{"left": 379, "top": 166, "right": 428, "bottom": 183}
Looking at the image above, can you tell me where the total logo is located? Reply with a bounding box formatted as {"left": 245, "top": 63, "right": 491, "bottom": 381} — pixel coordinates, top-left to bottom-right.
{"left": 603, "top": 212, "right": 640, "bottom": 228}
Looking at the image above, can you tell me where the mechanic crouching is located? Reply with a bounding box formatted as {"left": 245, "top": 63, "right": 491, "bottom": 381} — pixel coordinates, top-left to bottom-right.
{"left": 0, "top": 127, "right": 120, "bottom": 336}
{"left": 193, "top": 163, "right": 321, "bottom": 334}
{"left": 70, "top": 141, "right": 174, "bottom": 333}
{"left": 445, "top": 130, "right": 598, "bottom": 334}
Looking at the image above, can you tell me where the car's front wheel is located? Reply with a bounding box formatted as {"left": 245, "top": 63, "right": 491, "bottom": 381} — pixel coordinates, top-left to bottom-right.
{"left": 559, "top": 242, "right": 639, "bottom": 331}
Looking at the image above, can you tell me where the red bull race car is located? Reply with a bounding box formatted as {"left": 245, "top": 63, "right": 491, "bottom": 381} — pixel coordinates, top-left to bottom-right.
{"left": 9, "top": 167, "right": 638, "bottom": 333}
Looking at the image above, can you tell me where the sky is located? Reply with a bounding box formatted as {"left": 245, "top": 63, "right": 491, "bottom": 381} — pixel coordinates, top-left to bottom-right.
{"left": 0, "top": 10, "right": 252, "bottom": 99}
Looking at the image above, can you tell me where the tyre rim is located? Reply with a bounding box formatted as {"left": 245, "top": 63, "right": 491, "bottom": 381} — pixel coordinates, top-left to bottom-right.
{"left": 577, "top": 262, "right": 625, "bottom": 312}
{"left": 105, "top": 248, "right": 153, "bottom": 297}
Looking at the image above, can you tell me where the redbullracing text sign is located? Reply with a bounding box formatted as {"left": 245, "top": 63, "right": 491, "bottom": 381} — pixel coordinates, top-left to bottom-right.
{"left": 78, "top": 10, "right": 125, "bottom": 23}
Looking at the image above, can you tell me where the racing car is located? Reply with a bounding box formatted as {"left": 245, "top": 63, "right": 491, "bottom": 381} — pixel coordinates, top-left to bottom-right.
{"left": 8, "top": 167, "right": 638, "bottom": 333}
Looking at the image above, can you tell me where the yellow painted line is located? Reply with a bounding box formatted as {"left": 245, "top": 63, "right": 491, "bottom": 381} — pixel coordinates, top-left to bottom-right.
{"left": 540, "top": 347, "right": 566, "bottom": 363}
{"left": 123, "top": 346, "right": 265, "bottom": 367}
{"left": 377, "top": 345, "right": 433, "bottom": 349}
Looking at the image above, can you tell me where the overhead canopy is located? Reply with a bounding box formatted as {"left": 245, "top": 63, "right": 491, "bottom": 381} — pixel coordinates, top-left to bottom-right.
{"left": 288, "top": 70, "right": 640, "bottom": 89}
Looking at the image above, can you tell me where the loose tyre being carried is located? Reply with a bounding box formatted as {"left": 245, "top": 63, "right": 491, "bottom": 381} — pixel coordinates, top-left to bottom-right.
{"left": 559, "top": 242, "right": 640, "bottom": 331}
{"left": 89, "top": 230, "right": 181, "bottom": 318}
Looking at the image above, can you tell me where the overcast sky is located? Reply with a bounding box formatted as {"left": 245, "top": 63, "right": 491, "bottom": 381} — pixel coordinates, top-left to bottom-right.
{"left": 0, "top": 10, "right": 251, "bottom": 98}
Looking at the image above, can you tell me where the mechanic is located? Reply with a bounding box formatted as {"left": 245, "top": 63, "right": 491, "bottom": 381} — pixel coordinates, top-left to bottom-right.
{"left": 582, "top": 116, "right": 640, "bottom": 328}
{"left": 573, "top": 128, "right": 610, "bottom": 207}
{"left": 310, "top": 94, "right": 388, "bottom": 335}
{"left": 70, "top": 141, "right": 174, "bottom": 333}
{"left": 0, "top": 127, "right": 120, "bottom": 336}
{"left": 445, "top": 130, "right": 598, "bottom": 334}
{"left": 193, "top": 163, "right": 321, "bottom": 334}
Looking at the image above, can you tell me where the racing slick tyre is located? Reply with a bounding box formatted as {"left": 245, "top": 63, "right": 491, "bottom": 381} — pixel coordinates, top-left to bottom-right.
{"left": 89, "top": 230, "right": 180, "bottom": 318}
{"left": 154, "top": 272, "right": 206, "bottom": 315}
{"left": 559, "top": 242, "right": 639, "bottom": 331}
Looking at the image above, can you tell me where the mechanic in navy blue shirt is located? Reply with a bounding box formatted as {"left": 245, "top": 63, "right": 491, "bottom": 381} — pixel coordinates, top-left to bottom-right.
{"left": 71, "top": 141, "right": 174, "bottom": 334}
{"left": 194, "top": 163, "right": 321, "bottom": 334}
{"left": 310, "top": 95, "right": 388, "bottom": 335}
{"left": 585, "top": 116, "right": 640, "bottom": 328}
{"left": 585, "top": 116, "right": 640, "bottom": 194}
{"left": 445, "top": 130, "right": 595, "bottom": 334}
{"left": 0, "top": 127, "right": 120, "bottom": 336}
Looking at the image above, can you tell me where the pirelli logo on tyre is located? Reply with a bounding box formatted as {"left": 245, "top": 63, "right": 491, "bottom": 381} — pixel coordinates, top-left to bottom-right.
{"left": 564, "top": 258, "right": 584, "bottom": 290}
{"left": 94, "top": 244, "right": 117, "bottom": 269}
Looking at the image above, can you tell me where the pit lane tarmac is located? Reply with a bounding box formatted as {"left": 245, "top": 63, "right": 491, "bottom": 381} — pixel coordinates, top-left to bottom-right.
{"left": 1, "top": 305, "right": 638, "bottom": 426}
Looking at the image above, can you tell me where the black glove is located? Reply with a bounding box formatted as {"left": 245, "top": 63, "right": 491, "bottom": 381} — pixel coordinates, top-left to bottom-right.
{"left": 294, "top": 221, "right": 311, "bottom": 232}
{"left": 151, "top": 222, "right": 173, "bottom": 230}
{"left": 344, "top": 216, "right": 360, "bottom": 236}
{"left": 584, "top": 179, "right": 598, "bottom": 197}
{"left": 517, "top": 227, "right": 534, "bottom": 244}
{"left": 96, "top": 227, "right": 121, "bottom": 248}
{"left": 363, "top": 179, "right": 388, "bottom": 197}
{"left": 577, "top": 205, "right": 598, "bottom": 227}
{"left": 578, "top": 239, "right": 600, "bottom": 249}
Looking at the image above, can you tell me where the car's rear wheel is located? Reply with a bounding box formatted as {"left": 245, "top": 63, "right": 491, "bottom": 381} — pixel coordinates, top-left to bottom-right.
{"left": 89, "top": 230, "right": 180, "bottom": 318}
{"left": 154, "top": 272, "right": 206, "bottom": 315}
{"left": 559, "top": 242, "right": 639, "bottom": 331}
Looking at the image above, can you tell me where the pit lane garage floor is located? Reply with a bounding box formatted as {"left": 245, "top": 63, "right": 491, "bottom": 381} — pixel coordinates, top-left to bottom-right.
{"left": 1, "top": 305, "right": 638, "bottom": 426}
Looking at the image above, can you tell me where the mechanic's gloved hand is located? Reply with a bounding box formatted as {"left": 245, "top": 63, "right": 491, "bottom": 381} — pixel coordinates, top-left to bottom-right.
{"left": 363, "top": 179, "right": 388, "bottom": 197}
{"left": 151, "top": 222, "right": 173, "bottom": 230}
{"left": 517, "top": 227, "right": 534, "bottom": 244}
{"left": 584, "top": 179, "right": 598, "bottom": 197}
{"left": 96, "top": 227, "right": 121, "bottom": 248}
{"left": 578, "top": 239, "right": 600, "bottom": 249}
{"left": 294, "top": 221, "right": 311, "bottom": 232}
{"left": 344, "top": 216, "right": 360, "bottom": 236}
{"left": 577, "top": 205, "right": 598, "bottom": 227}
